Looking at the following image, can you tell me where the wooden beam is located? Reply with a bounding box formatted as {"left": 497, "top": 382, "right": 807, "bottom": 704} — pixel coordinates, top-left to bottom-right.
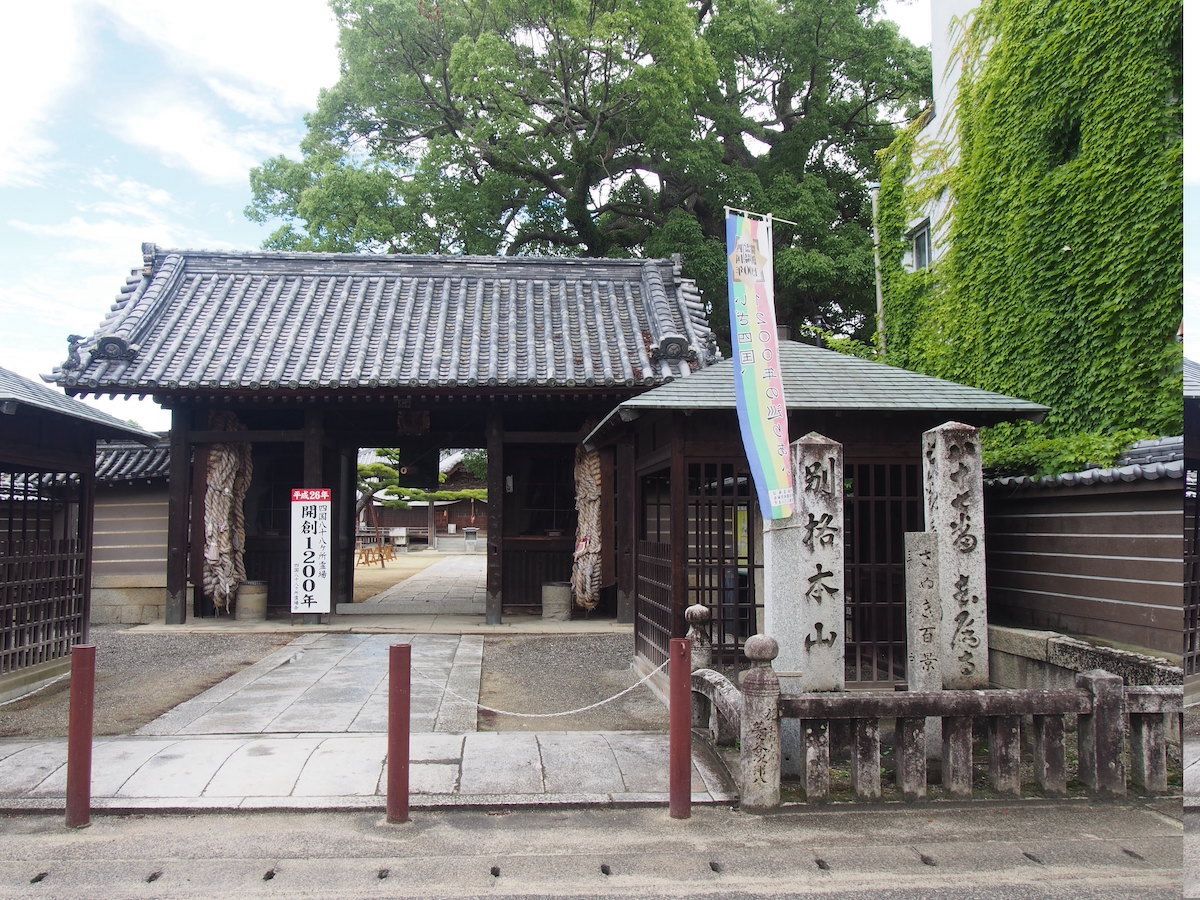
{"left": 503, "top": 431, "right": 579, "bottom": 444}
{"left": 165, "top": 407, "right": 192, "bottom": 625}
{"left": 486, "top": 408, "right": 504, "bottom": 625}
{"left": 615, "top": 437, "right": 635, "bottom": 624}
{"left": 669, "top": 415, "right": 687, "bottom": 639}
{"left": 189, "top": 429, "right": 305, "bottom": 444}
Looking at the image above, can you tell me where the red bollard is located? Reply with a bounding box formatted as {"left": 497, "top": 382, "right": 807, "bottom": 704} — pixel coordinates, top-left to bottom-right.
{"left": 386, "top": 643, "right": 411, "bottom": 824}
{"left": 65, "top": 644, "right": 96, "bottom": 829}
{"left": 669, "top": 637, "right": 692, "bottom": 820}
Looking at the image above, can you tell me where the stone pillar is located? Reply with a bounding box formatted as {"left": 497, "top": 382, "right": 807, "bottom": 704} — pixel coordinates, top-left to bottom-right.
{"left": 739, "top": 635, "right": 781, "bottom": 813}
{"left": 922, "top": 422, "right": 989, "bottom": 689}
{"left": 763, "top": 432, "right": 845, "bottom": 693}
{"left": 905, "top": 531, "right": 942, "bottom": 755}
{"left": 904, "top": 532, "right": 941, "bottom": 692}
{"left": 686, "top": 604, "right": 712, "bottom": 729}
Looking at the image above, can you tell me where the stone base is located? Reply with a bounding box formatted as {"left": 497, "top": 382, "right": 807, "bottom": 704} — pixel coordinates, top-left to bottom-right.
{"left": 91, "top": 586, "right": 191, "bottom": 625}
{"left": 988, "top": 624, "right": 1179, "bottom": 690}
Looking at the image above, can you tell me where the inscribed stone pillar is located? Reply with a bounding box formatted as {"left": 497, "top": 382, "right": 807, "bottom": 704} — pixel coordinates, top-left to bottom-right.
{"left": 763, "top": 432, "right": 845, "bottom": 693}
{"left": 904, "top": 532, "right": 941, "bottom": 692}
{"left": 922, "top": 422, "right": 989, "bottom": 689}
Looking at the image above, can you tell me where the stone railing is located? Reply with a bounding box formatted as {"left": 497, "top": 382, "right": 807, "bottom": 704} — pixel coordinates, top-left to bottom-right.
{"left": 686, "top": 622, "right": 1182, "bottom": 813}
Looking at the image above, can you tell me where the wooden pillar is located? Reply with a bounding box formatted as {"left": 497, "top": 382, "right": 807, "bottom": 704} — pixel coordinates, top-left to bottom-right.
{"left": 190, "top": 445, "right": 213, "bottom": 617}
{"left": 427, "top": 498, "right": 437, "bottom": 551}
{"left": 337, "top": 447, "right": 355, "bottom": 606}
{"left": 301, "top": 409, "right": 324, "bottom": 624}
{"left": 485, "top": 407, "right": 503, "bottom": 625}
{"left": 80, "top": 458, "right": 96, "bottom": 644}
{"left": 615, "top": 437, "right": 635, "bottom": 624}
{"left": 598, "top": 445, "right": 616, "bottom": 615}
{"left": 669, "top": 416, "right": 687, "bottom": 638}
{"left": 165, "top": 407, "right": 192, "bottom": 625}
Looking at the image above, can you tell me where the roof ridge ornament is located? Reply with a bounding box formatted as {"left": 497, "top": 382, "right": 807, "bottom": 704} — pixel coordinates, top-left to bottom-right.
{"left": 141, "top": 242, "right": 157, "bottom": 276}
{"left": 62, "top": 335, "right": 85, "bottom": 371}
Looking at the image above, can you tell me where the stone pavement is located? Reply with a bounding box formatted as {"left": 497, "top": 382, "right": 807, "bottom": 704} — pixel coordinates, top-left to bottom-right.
{"left": 1185, "top": 737, "right": 1199, "bottom": 806}
{"left": 0, "top": 731, "right": 734, "bottom": 811}
{"left": 137, "top": 633, "right": 481, "bottom": 736}
{"left": 340, "top": 554, "right": 487, "bottom": 615}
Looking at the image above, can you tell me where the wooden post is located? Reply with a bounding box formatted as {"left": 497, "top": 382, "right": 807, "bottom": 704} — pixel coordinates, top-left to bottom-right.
{"left": 301, "top": 409, "right": 324, "bottom": 625}
{"left": 80, "top": 461, "right": 95, "bottom": 642}
{"left": 1076, "top": 670, "right": 1126, "bottom": 796}
{"left": 669, "top": 420, "right": 687, "bottom": 639}
{"left": 190, "top": 445, "right": 213, "bottom": 617}
{"left": 615, "top": 437, "right": 635, "bottom": 624}
{"left": 332, "top": 447, "right": 354, "bottom": 607}
{"left": 485, "top": 408, "right": 503, "bottom": 625}
{"left": 65, "top": 644, "right": 95, "bottom": 829}
{"left": 386, "top": 643, "right": 411, "bottom": 824}
{"left": 669, "top": 637, "right": 693, "bottom": 819}
{"left": 165, "top": 407, "right": 192, "bottom": 625}
{"left": 427, "top": 498, "right": 437, "bottom": 551}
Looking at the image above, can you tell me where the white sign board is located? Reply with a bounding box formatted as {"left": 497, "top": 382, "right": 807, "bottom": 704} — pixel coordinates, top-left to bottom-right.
{"left": 291, "top": 488, "right": 332, "bottom": 614}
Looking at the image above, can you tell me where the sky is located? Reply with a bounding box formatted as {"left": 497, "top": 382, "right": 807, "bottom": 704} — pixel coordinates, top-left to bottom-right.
{"left": 0, "top": 0, "right": 942, "bottom": 432}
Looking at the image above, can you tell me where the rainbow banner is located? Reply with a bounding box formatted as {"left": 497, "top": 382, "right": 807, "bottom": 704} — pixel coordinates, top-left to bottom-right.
{"left": 726, "top": 211, "right": 793, "bottom": 520}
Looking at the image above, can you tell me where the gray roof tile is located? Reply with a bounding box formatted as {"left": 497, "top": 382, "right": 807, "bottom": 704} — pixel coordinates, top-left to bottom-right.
{"left": 49, "top": 245, "right": 718, "bottom": 393}
{"left": 96, "top": 435, "right": 170, "bottom": 483}
{"left": 1185, "top": 357, "right": 1200, "bottom": 398}
{"left": 987, "top": 459, "right": 1184, "bottom": 490}
{"left": 607, "top": 340, "right": 1047, "bottom": 414}
{"left": 0, "top": 366, "right": 156, "bottom": 442}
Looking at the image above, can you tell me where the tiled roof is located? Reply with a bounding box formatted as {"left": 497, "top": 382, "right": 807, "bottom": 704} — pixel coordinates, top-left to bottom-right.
{"left": 988, "top": 434, "right": 1186, "bottom": 491}
{"left": 0, "top": 366, "right": 156, "bottom": 442}
{"left": 1185, "top": 358, "right": 1200, "bottom": 398}
{"left": 987, "top": 459, "right": 1184, "bottom": 491}
{"left": 1118, "top": 436, "right": 1183, "bottom": 466}
{"left": 96, "top": 435, "right": 170, "bottom": 483}
{"left": 49, "top": 244, "right": 718, "bottom": 395}
{"left": 585, "top": 340, "right": 1046, "bottom": 444}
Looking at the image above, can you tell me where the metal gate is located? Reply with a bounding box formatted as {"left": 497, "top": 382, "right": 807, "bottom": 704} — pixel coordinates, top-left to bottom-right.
{"left": 844, "top": 460, "right": 924, "bottom": 686}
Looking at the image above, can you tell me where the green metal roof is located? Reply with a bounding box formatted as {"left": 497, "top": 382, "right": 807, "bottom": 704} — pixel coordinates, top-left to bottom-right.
{"left": 585, "top": 340, "right": 1047, "bottom": 445}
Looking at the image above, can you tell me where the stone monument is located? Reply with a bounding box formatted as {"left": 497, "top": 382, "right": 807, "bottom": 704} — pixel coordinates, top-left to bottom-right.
{"left": 922, "top": 422, "right": 989, "bottom": 689}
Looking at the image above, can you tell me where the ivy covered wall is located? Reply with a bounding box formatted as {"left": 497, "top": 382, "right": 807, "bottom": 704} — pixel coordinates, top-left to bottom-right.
{"left": 877, "top": 0, "right": 1182, "bottom": 474}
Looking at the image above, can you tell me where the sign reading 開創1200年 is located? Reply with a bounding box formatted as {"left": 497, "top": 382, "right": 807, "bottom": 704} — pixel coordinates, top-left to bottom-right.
{"left": 726, "top": 210, "right": 793, "bottom": 520}
{"left": 291, "top": 488, "right": 332, "bottom": 614}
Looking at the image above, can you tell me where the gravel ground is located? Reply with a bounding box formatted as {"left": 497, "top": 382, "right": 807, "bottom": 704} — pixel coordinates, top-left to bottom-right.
{"left": 478, "top": 634, "right": 666, "bottom": 732}
{"left": 0, "top": 626, "right": 294, "bottom": 739}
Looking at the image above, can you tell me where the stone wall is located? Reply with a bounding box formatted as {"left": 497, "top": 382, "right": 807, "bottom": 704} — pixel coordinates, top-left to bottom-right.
{"left": 988, "top": 623, "right": 1180, "bottom": 690}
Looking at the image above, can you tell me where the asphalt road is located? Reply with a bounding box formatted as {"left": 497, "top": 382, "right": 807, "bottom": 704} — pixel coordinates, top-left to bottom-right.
{"left": 1, "top": 799, "right": 1181, "bottom": 898}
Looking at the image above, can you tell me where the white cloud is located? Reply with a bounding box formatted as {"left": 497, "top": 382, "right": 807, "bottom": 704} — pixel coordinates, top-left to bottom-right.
{"left": 93, "top": 0, "right": 340, "bottom": 115}
{"left": 0, "top": 0, "right": 86, "bottom": 186}
{"left": 105, "top": 93, "right": 294, "bottom": 185}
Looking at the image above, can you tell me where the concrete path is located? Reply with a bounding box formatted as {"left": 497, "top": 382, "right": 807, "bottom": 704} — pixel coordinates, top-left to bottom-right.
{"left": 340, "top": 554, "right": 486, "bottom": 615}
{"left": 0, "top": 802, "right": 1180, "bottom": 898}
{"left": 137, "top": 633, "right": 481, "bottom": 736}
{"left": 0, "top": 731, "right": 734, "bottom": 812}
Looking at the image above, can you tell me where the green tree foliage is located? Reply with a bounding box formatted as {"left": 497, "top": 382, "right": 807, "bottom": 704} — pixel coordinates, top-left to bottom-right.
{"left": 876, "top": 0, "right": 1182, "bottom": 475}
{"left": 358, "top": 449, "right": 486, "bottom": 518}
{"left": 247, "top": 0, "right": 930, "bottom": 340}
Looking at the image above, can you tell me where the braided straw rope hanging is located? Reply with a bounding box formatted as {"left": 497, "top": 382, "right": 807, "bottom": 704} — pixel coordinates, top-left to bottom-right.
{"left": 571, "top": 446, "right": 602, "bottom": 610}
{"left": 202, "top": 411, "right": 253, "bottom": 612}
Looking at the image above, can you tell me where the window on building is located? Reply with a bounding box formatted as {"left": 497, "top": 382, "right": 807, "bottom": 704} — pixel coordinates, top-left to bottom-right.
{"left": 910, "top": 221, "right": 931, "bottom": 271}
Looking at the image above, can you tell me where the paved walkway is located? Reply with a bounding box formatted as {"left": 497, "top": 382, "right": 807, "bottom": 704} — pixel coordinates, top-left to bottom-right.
{"left": 1185, "top": 738, "right": 1198, "bottom": 804}
{"left": 0, "top": 629, "right": 736, "bottom": 811}
{"left": 138, "top": 633, "right": 481, "bottom": 735}
{"left": 340, "top": 554, "right": 486, "bottom": 615}
{"left": 0, "top": 732, "right": 734, "bottom": 811}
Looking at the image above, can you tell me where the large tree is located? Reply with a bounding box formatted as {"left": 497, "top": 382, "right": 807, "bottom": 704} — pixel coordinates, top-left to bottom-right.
{"left": 248, "top": 0, "right": 929, "bottom": 340}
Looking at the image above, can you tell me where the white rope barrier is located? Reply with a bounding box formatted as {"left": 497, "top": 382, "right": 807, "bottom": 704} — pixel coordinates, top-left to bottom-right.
{"left": 411, "top": 659, "right": 669, "bottom": 719}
